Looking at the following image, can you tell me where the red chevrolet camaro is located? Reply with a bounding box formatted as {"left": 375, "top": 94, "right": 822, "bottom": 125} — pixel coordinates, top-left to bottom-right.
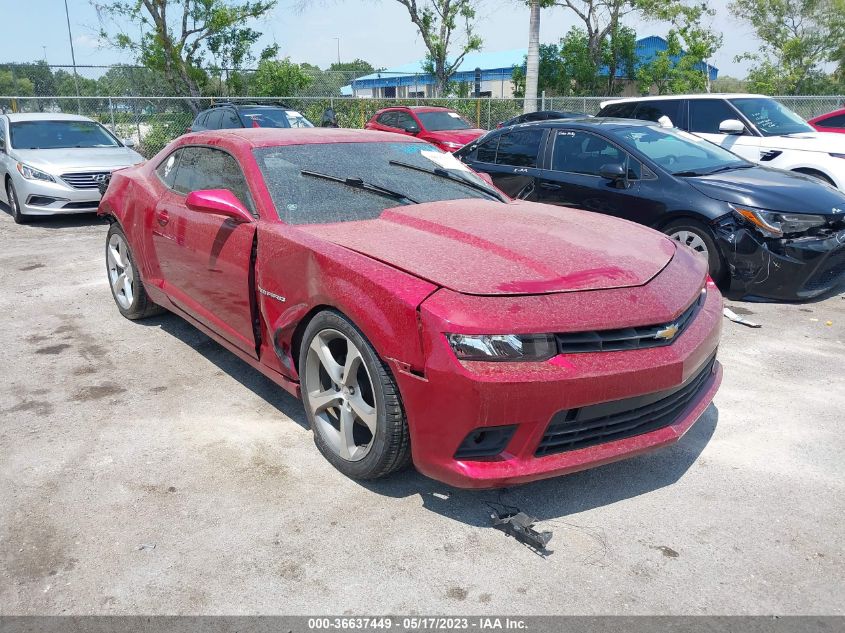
{"left": 365, "top": 106, "right": 486, "bottom": 152}
{"left": 99, "top": 128, "right": 723, "bottom": 488}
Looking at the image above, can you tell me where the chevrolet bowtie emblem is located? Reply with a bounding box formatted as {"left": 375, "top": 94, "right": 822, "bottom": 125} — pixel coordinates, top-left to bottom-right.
{"left": 654, "top": 323, "right": 680, "bottom": 341}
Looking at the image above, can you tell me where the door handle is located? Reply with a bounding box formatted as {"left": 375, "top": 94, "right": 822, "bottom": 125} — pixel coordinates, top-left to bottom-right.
{"left": 539, "top": 182, "right": 561, "bottom": 191}
{"left": 155, "top": 209, "right": 169, "bottom": 227}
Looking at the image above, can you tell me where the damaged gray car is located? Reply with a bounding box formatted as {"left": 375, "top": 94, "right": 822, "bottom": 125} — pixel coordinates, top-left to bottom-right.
{"left": 456, "top": 119, "right": 845, "bottom": 300}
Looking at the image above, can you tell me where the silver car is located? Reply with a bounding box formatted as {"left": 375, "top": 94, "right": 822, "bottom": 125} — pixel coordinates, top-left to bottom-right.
{"left": 0, "top": 113, "right": 144, "bottom": 223}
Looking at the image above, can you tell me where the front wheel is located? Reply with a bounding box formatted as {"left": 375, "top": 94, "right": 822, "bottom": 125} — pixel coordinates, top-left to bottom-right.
{"left": 105, "top": 223, "right": 163, "bottom": 320}
{"left": 6, "top": 179, "right": 28, "bottom": 224}
{"left": 299, "top": 311, "right": 410, "bottom": 480}
{"left": 663, "top": 218, "right": 726, "bottom": 285}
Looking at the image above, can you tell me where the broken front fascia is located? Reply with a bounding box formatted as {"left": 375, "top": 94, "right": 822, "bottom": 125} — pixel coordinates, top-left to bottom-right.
{"left": 713, "top": 213, "right": 845, "bottom": 300}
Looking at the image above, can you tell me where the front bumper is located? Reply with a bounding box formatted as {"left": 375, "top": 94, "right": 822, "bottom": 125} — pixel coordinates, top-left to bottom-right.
{"left": 11, "top": 172, "right": 103, "bottom": 216}
{"left": 716, "top": 222, "right": 845, "bottom": 300}
{"left": 392, "top": 275, "right": 723, "bottom": 489}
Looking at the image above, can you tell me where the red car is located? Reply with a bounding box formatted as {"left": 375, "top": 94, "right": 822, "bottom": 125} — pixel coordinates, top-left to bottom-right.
{"left": 99, "top": 128, "right": 723, "bottom": 489}
{"left": 365, "top": 106, "right": 485, "bottom": 152}
{"left": 808, "top": 108, "right": 845, "bottom": 134}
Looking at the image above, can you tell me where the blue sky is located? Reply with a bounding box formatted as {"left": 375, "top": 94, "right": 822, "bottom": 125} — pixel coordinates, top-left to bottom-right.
{"left": 0, "top": 0, "right": 757, "bottom": 77}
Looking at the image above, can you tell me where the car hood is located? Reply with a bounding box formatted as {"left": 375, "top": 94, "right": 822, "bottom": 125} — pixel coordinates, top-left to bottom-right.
{"left": 299, "top": 199, "right": 676, "bottom": 295}
{"left": 11, "top": 147, "right": 145, "bottom": 174}
{"left": 685, "top": 165, "right": 845, "bottom": 215}
{"left": 421, "top": 129, "right": 486, "bottom": 146}
{"left": 761, "top": 131, "right": 844, "bottom": 152}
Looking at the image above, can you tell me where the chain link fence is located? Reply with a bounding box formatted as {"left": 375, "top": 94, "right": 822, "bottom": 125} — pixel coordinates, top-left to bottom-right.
{"left": 1, "top": 62, "right": 843, "bottom": 158}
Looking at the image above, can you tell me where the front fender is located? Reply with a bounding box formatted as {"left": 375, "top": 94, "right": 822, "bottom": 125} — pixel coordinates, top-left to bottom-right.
{"left": 255, "top": 222, "right": 438, "bottom": 380}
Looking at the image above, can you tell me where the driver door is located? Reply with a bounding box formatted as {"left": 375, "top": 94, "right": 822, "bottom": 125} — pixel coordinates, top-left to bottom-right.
{"left": 152, "top": 146, "right": 258, "bottom": 356}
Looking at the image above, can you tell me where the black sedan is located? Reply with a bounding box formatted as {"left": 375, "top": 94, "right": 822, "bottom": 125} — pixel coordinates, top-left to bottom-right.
{"left": 455, "top": 119, "right": 845, "bottom": 300}
{"left": 496, "top": 110, "right": 588, "bottom": 128}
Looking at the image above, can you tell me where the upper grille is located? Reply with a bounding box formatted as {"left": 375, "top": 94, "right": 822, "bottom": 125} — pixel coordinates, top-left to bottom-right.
{"left": 61, "top": 171, "right": 111, "bottom": 190}
{"left": 535, "top": 354, "right": 717, "bottom": 457}
{"left": 555, "top": 289, "right": 705, "bottom": 354}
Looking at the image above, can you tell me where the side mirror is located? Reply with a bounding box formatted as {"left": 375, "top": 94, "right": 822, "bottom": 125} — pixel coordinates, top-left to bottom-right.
{"left": 185, "top": 189, "right": 253, "bottom": 223}
{"left": 599, "top": 163, "right": 627, "bottom": 183}
{"left": 719, "top": 119, "right": 745, "bottom": 135}
{"left": 402, "top": 123, "right": 420, "bottom": 134}
{"left": 122, "top": 138, "right": 136, "bottom": 148}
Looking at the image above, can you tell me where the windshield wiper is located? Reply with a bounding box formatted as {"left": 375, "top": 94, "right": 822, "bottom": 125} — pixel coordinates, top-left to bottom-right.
{"left": 673, "top": 170, "right": 707, "bottom": 177}
{"left": 300, "top": 170, "right": 417, "bottom": 204}
{"left": 388, "top": 160, "right": 505, "bottom": 201}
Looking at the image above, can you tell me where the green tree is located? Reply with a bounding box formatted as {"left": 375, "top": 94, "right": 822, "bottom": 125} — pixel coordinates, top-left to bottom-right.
{"left": 393, "top": 0, "right": 483, "bottom": 96}
{"left": 730, "top": 0, "right": 845, "bottom": 94}
{"left": 636, "top": 1, "right": 721, "bottom": 94}
{"left": 97, "top": 0, "right": 277, "bottom": 110}
{"left": 250, "top": 58, "right": 312, "bottom": 96}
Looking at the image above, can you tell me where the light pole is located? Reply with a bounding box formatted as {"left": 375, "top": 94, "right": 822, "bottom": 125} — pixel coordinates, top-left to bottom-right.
{"left": 63, "top": 0, "right": 81, "bottom": 113}
{"left": 333, "top": 37, "right": 341, "bottom": 66}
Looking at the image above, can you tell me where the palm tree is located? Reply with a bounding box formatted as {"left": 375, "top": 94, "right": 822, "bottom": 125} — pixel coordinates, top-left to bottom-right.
{"left": 524, "top": 0, "right": 541, "bottom": 113}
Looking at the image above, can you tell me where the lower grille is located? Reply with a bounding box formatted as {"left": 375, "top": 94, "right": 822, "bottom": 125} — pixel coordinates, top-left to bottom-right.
{"left": 61, "top": 171, "right": 111, "bottom": 190}
{"left": 536, "top": 355, "right": 717, "bottom": 457}
{"left": 62, "top": 201, "right": 99, "bottom": 210}
{"left": 802, "top": 248, "right": 845, "bottom": 294}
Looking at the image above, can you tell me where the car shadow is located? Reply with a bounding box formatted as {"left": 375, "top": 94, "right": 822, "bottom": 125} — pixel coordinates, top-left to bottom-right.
{"left": 0, "top": 203, "right": 106, "bottom": 228}
{"left": 138, "top": 311, "right": 309, "bottom": 429}
{"left": 356, "top": 405, "right": 718, "bottom": 528}
{"left": 139, "top": 311, "right": 718, "bottom": 529}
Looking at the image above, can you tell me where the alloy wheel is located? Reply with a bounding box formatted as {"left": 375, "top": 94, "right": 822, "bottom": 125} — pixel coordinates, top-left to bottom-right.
{"left": 7, "top": 182, "right": 19, "bottom": 219}
{"left": 669, "top": 230, "right": 709, "bottom": 259}
{"left": 305, "top": 329, "right": 378, "bottom": 462}
{"left": 107, "top": 232, "right": 135, "bottom": 309}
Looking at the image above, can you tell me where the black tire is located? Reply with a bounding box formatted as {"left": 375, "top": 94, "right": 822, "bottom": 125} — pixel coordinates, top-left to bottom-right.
{"left": 6, "top": 178, "right": 29, "bottom": 224}
{"left": 105, "top": 223, "right": 164, "bottom": 320}
{"left": 662, "top": 217, "right": 726, "bottom": 285}
{"left": 299, "top": 310, "right": 411, "bottom": 480}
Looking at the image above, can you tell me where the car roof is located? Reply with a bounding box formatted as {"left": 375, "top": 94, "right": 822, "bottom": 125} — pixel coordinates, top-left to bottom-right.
{"left": 181, "top": 127, "right": 423, "bottom": 148}
{"left": 4, "top": 112, "right": 96, "bottom": 122}
{"left": 376, "top": 106, "right": 455, "bottom": 113}
{"left": 809, "top": 108, "right": 845, "bottom": 121}
{"left": 497, "top": 117, "right": 661, "bottom": 132}
{"left": 601, "top": 93, "right": 767, "bottom": 107}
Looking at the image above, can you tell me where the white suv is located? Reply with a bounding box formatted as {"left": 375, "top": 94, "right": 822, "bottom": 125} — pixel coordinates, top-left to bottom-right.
{"left": 597, "top": 94, "right": 845, "bottom": 189}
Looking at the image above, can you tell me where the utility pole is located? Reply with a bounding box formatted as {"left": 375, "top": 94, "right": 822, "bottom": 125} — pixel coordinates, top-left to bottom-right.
{"left": 63, "top": 0, "right": 82, "bottom": 113}
{"left": 333, "top": 37, "right": 341, "bottom": 65}
{"left": 42, "top": 46, "right": 47, "bottom": 62}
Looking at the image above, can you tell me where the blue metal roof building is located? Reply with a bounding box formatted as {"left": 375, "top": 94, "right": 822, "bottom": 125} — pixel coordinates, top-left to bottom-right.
{"left": 348, "top": 35, "right": 718, "bottom": 98}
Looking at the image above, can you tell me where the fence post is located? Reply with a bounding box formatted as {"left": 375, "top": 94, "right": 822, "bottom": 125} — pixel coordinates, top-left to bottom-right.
{"left": 108, "top": 97, "right": 116, "bottom": 132}
{"left": 476, "top": 99, "right": 481, "bottom": 128}
{"left": 541, "top": 90, "right": 546, "bottom": 111}
{"left": 487, "top": 99, "right": 491, "bottom": 129}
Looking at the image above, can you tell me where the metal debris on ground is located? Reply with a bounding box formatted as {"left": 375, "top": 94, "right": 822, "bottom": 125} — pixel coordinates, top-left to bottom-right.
{"left": 137, "top": 543, "right": 156, "bottom": 551}
{"left": 723, "top": 307, "right": 762, "bottom": 328}
{"left": 489, "top": 509, "right": 553, "bottom": 553}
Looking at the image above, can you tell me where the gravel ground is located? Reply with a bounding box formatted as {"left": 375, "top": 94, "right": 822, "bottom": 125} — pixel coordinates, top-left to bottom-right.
{"left": 0, "top": 211, "right": 843, "bottom": 615}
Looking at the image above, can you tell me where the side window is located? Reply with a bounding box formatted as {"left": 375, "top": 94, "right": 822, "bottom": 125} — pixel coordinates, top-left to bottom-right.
{"left": 155, "top": 149, "right": 182, "bottom": 188}
{"left": 633, "top": 100, "right": 682, "bottom": 126}
{"left": 688, "top": 99, "right": 741, "bottom": 134}
{"left": 494, "top": 128, "right": 544, "bottom": 167}
{"left": 599, "top": 102, "right": 637, "bottom": 118}
{"left": 475, "top": 136, "right": 499, "bottom": 163}
{"left": 204, "top": 109, "right": 223, "bottom": 129}
{"left": 172, "top": 147, "right": 254, "bottom": 213}
{"left": 0, "top": 121, "right": 6, "bottom": 151}
{"left": 378, "top": 112, "right": 398, "bottom": 128}
{"left": 393, "top": 112, "right": 417, "bottom": 130}
{"left": 817, "top": 114, "right": 845, "bottom": 128}
{"left": 192, "top": 112, "right": 208, "bottom": 129}
{"left": 220, "top": 109, "right": 242, "bottom": 129}
{"left": 552, "top": 131, "right": 640, "bottom": 179}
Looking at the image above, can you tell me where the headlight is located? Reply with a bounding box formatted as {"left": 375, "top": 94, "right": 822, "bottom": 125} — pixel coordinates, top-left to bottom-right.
{"left": 16, "top": 162, "right": 55, "bottom": 182}
{"left": 446, "top": 333, "right": 556, "bottom": 361}
{"left": 441, "top": 141, "right": 464, "bottom": 150}
{"left": 731, "top": 205, "right": 826, "bottom": 237}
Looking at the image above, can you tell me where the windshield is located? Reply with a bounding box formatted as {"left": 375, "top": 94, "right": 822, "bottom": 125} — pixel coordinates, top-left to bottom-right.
{"left": 10, "top": 120, "right": 120, "bottom": 150}
{"left": 729, "top": 98, "right": 814, "bottom": 136}
{"left": 254, "top": 141, "right": 500, "bottom": 225}
{"left": 239, "top": 108, "right": 314, "bottom": 129}
{"left": 417, "top": 111, "right": 472, "bottom": 131}
{"left": 617, "top": 126, "right": 749, "bottom": 176}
